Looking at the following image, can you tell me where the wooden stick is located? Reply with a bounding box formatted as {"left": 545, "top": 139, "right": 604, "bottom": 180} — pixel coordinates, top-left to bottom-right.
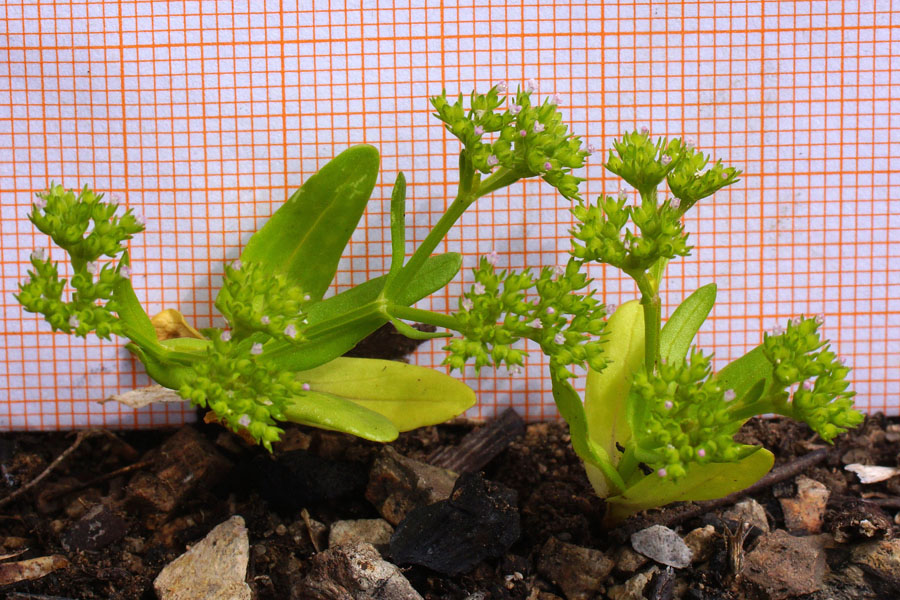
{"left": 428, "top": 407, "right": 525, "bottom": 472}
{"left": 41, "top": 459, "right": 154, "bottom": 501}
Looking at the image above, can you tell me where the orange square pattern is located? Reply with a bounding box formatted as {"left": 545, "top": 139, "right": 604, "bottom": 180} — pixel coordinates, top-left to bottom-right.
{"left": 1, "top": 2, "right": 897, "bottom": 430}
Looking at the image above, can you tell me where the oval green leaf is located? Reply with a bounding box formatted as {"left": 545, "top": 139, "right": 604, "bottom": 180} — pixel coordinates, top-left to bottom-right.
{"left": 585, "top": 300, "right": 645, "bottom": 461}
{"left": 603, "top": 446, "right": 775, "bottom": 525}
{"left": 238, "top": 144, "right": 381, "bottom": 300}
{"left": 659, "top": 283, "right": 716, "bottom": 366}
{"left": 552, "top": 375, "right": 625, "bottom": 494}
{"left": 283, "top": 390, "right": 399, "bottom": 442}
{"left": 299, "top": 357, "right": 475, "bottom": 431}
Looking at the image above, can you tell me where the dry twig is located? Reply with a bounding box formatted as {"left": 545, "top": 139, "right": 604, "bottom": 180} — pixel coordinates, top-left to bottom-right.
{"left": 0, "top": 430, "right": 95, "bottom": 510}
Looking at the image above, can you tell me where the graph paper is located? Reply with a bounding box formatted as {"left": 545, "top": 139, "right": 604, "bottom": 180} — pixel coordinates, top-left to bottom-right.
{"left": 1, "top": 1, "right": 898, "bottom": 430}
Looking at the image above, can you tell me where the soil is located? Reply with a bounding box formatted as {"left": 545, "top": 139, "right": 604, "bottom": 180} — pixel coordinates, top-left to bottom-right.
{"left": 2, "top": 325, "right": 898, "bottom": 599}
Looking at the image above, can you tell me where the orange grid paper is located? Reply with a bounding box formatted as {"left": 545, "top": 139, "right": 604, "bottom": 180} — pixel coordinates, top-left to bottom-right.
{"left": 1, "top": 2, "right": 898, "bottom": 431}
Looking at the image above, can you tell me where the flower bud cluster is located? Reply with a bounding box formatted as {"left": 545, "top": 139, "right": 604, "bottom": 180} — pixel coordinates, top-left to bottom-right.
{"left": 666, "top": 140, "right": 742, "bottom": 212}
{"left": 628, "top": 350, "right": 746, "bottom": 480}
{"left": 430, "top": 84, "right": 590, "bottom": 201}
{"left": 762, "top": 317, "right": 861, "bottom": 441}
{"left": 604, "top": 130, "right": 682, "bottom": 193}
{"left": 17, "top": 185, "right": 141, "bottom": 339}
{"left": 216, "top": 261, "right": 310, "bottom": 342}
{"left": 178, "top": 333, "right": 305, "bottom": 451}
{"left": 29, "top": 184, "right": 144, "bottom": 261}
{"left": 444, "top": 257, "right": 606, "bottom": 380}
{"left": 570, "top": 193, "right": 690, "bottom": 272}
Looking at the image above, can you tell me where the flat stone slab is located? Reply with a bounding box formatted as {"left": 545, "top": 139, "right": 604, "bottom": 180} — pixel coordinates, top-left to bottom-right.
{"left": 630, "top": 525, "right": 692, "bottom": 569}
{"left": 154, "top": 515, "right": 251, "bottom": 600}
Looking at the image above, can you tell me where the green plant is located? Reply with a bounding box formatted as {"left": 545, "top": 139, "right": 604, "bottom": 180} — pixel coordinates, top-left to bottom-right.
{"left": 17, "top": 82, "right": 593, "bottom": 451}
{"left": 17, "top": 86, "right": 863, "bottom": 518}
{"left": 426, "top": 119, "right": 862, "bottom": 523}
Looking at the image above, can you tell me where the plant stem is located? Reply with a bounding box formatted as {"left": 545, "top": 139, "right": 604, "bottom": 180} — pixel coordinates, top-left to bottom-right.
{"left": 386, "top": 165, "right": 524, "bottom": 296}
{"left": 635, "top": 272, "right": 661, "bottom": 372}
{"left": 388, "top": 304, "right": 461, "bottom": 331}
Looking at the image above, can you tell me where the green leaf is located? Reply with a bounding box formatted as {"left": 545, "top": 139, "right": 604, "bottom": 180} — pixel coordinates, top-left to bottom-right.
{"left": 603, "top": 446, "right": 774, "bottom": 525}
{"left": 112, "top": 252, "right": 157, "bottom": 347}
{"left": 283, "top": 390, "right": 399, "bottom": 442}
{"left": 387, "top": 173, "right": 406, "bottom": 281}
{"left": 659, "top": 283, "right": 716, "bottom": 366}
{"left": 237, "top": 144, "right": 381, "bottom": 301}
{"left": 298, "top": 357, "right": 475, "bottom": 431}
{"left": 585, "top": 301, "right": 645, "bottom": 464}
{"left": 262, "top": 252, "right": 462, "bottom": 372}
{"left": 717, "top": 344, "right": 773, "bottom": 400}
{"left": 551, "top": 375, "right": 626, "bottom": 494}
{"left": 125, "top": 343, "right": 198, "bottom": 390}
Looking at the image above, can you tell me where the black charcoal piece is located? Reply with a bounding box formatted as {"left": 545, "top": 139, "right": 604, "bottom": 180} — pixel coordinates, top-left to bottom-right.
{"left": 389, "top": 471, "right": 520, "bottom": 575}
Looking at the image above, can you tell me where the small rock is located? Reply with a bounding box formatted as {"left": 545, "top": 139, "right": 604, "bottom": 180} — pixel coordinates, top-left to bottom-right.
{"left": 630, "top": 525, "right": 692, "bottom": 569}
{"left": 0, "top": 555, "right": 69, "bottom": 586}
{"left": 294, "top": 542, "right": 422, "bottom": 600}
{"left": 606, "top": 566, "right": 658, "bottom": 600}
{"left": 390, "top": 471, "right": 519, "bottom": 575}
{"left": 851, "top": 538, "right": 900, "bottom": 590}
{"left": 328, "top": 519, "right": 394, "bottom": 553}
{"left": 845, "top": 463, "right": 900, "bottom": 483}
{"left": 828, "top": 498, "right": 893, "bottom": 543}
{"left": 61, "top": 503, "right": 128, "bottom": 552}
{"left": 154, "top": 515, "right": 251, "bottom": 600}
{"left": 127, "top": 426, "right": 231, "bottom": 515}
{"left": 612, "top": 545, "right": 648, "bottom": 575}
{"left": 722, "top": 498, "right": 770, "bottom": 533}
{"left": 683, "top": 525, "right": 717, "bottom": 563}
{"left": 536, "top": 537, "right": 614, "bottom": 600}
{"left": 779, "top": 475, "right": 830, "bottom": 534}
{"left": 366, "top": 446, "right": 458, "bottom": 525}
{"left": 741, "top": 529, "right": 826, "bottom": 600}
{"left": 241, "top": 450, "right": 367, "bottom": 513}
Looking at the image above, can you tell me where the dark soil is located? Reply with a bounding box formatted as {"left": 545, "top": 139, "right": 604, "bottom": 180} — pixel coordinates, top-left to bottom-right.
{"left": 1, "top": 325, "right": 898, "bottom": 599}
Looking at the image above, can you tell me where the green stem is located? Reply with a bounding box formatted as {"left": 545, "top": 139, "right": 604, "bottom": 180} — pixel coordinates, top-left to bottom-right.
{"left": 634, "top": 272, "right": 661, "bottom": 372}
{"left": 616, "top": 443, "right": 641, "bottom": 483}
{"left": 302, "top": 300, "right": 387, "bottom": 339}
{"left": 388, "top": 304, "right": 461, "bottom": 331}
{"left": 386, "top": 165, "right": 525, "bottom": 296}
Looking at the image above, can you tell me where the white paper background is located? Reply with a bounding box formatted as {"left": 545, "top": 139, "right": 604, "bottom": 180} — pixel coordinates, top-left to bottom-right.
{"left": 1, "top": 1, "right": 898, "bottom": 429}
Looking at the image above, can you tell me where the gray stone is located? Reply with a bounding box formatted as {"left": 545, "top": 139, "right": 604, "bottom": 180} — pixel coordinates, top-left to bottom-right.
{"left": 294, "top": 542, "right": 422, "bottom": 600}
{"left": 722, "top": 498, "right": 770, "bottom": 533}
{"left": 779, "top": 475, "right": 830, "bottom": 534}
{"left": 630, "top": 525, "right": 692, "bottom": 569}
{"left": 741, "top": 529, "right": 826, "bottom": 600}
{"left": 328, "top": 519, "right": 394, "bottom": 553}
{"left": 154, "top": 515, "right": 251, "bottom": 600}
{"left": 536, "top": 537, "right": 614, "bottom": 600}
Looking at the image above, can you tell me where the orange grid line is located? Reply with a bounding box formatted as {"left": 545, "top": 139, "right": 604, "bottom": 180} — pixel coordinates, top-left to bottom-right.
{"left": 0, "top": 1, "right": 897, "bottom": 430}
